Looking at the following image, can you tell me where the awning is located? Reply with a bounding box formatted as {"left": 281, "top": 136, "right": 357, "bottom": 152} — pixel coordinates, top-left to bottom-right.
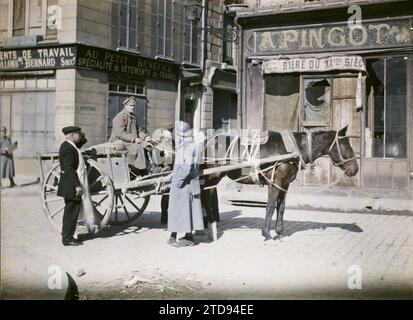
{"left": 206, "top": 66, "right": 237, "bottom": 91}
{"left": 263, "top": 55, "right": 366, "bottom": 74}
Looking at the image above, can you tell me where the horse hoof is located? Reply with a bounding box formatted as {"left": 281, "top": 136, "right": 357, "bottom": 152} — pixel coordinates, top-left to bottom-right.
{"left": 261, "top": 230, "right": 270, "bottom": 239}
{"left": 263, "top": 234, "right": 272, "bottom": 241}
{"left": 275, "top": 226, "right": 284, "bottom": 235}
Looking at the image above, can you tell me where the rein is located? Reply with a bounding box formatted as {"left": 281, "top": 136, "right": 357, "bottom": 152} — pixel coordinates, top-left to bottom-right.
{"left": 327, "top": 131, "right": 357, "bottom": 166}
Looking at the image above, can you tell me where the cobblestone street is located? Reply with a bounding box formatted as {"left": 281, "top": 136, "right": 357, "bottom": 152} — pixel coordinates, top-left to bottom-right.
{"left": 1, "top": 182, "right": 413, "bottom": 299}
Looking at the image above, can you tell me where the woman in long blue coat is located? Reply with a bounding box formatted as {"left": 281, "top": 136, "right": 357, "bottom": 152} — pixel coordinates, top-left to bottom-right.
{"left": 167, "top": 121, "right": 204, "bottom": 247}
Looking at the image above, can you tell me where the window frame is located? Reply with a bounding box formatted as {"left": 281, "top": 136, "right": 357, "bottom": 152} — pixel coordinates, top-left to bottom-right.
{"left": 8, "top": 0, "right": 56, "bottom": 40}
{"left": 300, "top": 74, "right": 334, "bottom": 131}
{"left": 364, "top": 55, "right": 409, "bottom": 160}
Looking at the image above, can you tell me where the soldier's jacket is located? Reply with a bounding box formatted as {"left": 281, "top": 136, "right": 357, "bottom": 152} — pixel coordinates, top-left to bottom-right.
{"left": 108, "top": 109, "right": 148, "bottom": 169}
{"left": 108, "top": 109, "right": 147, "bottom": 143}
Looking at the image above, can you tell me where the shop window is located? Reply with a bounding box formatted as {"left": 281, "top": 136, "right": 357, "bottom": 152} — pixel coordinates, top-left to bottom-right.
{"left": 5, "top": 80, "right": 14, "bottom": 88}
{"left": 14, "top": 78, "right": 25, "bottom": 88}
{"left": 109, "top": 79, "right": 145, "bottom": 95}
{"left": 37, "top": 78, "right": 48, "bottom": 88}
{"left": 118, "top": 83, "right": 127, "bottom": 92}
{"left": 302, "top": 78, "right": 332, "bottom": 129}
{"left": 11, "top": 91, "right": 56, "bottom": 158}
{"left": 47, "top": 78, "right": 55, "bottom": 88}
{"left": 365, "top": 57, "right": 408, "bottom": 159}
{"left": 26, "top": 78, "right": 36, "bottom": 88}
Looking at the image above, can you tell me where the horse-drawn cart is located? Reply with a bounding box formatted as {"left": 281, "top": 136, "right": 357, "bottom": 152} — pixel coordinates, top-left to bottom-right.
{"left": 38, "top": 139, "right": 300, "bottom": 236}
{"left": 39, "top": 145, "right": 167, "bottom": 233}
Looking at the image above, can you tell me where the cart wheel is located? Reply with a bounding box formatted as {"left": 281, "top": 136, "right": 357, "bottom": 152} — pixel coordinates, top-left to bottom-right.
{"left": 108, "top": 190, "right": 150, "bottom": 225}
{"left": 41, "top": 159, "right": 114, "bottom": 234}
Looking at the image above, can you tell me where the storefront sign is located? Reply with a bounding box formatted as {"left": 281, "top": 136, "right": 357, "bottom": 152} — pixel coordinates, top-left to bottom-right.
{"left": 255, "top": 17, "right": 412, "bottom": 54}
{"left": 76, "top": 46, "right": 178, "bottom": 81}
{"left": 263, "top": 56, "right": 366, "bottom": 74}
{"left": 0, "top": 44, "right": 179, "bottom": 81}
{"left": 0, "top": 46, "right": 77, "bottom": 70}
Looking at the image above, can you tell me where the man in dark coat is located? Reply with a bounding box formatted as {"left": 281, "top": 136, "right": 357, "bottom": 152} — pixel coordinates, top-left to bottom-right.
{"left": 57, "top": 126, "right": 85, "bottom": 246}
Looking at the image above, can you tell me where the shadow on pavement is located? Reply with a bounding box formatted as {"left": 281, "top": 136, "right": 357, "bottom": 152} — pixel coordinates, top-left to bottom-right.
{"left": 218, "top": 211, "right": 363, "bottom": 239}
{"left": 78, "top": 211, "right": 167, "bottom": 241}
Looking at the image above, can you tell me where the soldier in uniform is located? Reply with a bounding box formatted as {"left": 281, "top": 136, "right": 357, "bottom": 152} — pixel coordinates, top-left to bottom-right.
{"left": 108, "top": 96, "right": 158, "bottom": 174}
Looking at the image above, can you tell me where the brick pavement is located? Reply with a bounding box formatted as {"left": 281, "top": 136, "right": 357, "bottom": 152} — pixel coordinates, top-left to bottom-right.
{"left": 1, "top": 182, "right": 412, "bottom": 299}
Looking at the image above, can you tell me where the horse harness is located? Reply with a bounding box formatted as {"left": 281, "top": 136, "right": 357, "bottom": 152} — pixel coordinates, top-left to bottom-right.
{"left": 328, "top": 131, "right": 357, "bottom": 167}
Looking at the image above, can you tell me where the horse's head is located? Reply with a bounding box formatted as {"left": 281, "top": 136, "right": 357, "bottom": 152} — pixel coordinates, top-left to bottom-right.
{"left": 328, "top": 126, "right": 358, "bottom": 176}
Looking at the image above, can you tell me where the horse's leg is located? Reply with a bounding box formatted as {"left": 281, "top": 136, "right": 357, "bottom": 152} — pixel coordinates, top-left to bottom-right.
{"left": 275, "top": 189, "right": 287, "bottom": 235}
{"left": 262, "top": 185, "right": 278, "bottom": 240}
{"left": 201, "top": 188, "right": 214, "bottom": 226}
{"left": 160, "top": 194, "right": 169, "bottom": 224}
{"left": 274, "top": 163, "right": 297, "bottom": 235}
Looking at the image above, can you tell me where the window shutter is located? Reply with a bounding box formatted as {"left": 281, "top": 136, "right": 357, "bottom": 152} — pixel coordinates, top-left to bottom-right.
{"left": 111, "top": 1, "right": 120, "bottom": 49}
{"left": 137, "top": 0, "right": 145, "bottom": 51}
{"left": 129, "top": 0, "right": 137, "bottom": 50}
{"left": 119, "top": 0, "right": 128, "bottom": 47}
{"left": 165, "top": 0, "right": 172, "bottom": 58}
{"left": 150, "top": 0, "right": 158, "bottom": 56}
{"left": 157, "top": 0, "right": 165, "bottom": 56}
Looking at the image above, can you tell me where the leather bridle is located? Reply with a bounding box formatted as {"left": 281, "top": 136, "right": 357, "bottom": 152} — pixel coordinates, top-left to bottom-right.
{"left": 328, "top": 131, "right": 357, "bottom": 167}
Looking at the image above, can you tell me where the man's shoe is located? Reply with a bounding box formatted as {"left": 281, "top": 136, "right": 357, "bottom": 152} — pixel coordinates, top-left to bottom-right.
{"left": 167, "top": 237, "right": 177, "bottom": 245}
{"left": 62, "top": 241, "right": 83, "bottom": 246}
{"left": 172, "top": 239, "right": 195, "bottom": 247}
{"left": 63, "top": 239, "right": 83, "bottom": 246}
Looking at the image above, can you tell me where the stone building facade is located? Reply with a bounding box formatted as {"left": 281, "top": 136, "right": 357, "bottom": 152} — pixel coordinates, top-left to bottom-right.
{"left": 0, "top": 0, "right": 239, "bottom": 174}
{"left": 236, "top": 0, "right": 413, "bottom": 193}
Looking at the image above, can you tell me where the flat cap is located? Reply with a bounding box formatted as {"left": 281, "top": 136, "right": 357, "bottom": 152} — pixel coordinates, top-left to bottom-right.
{"left": 62, "top": 126, "right": 82, "bottom": 135}
{"left": 122, "top": 96, "right": 137, "bottom": 106}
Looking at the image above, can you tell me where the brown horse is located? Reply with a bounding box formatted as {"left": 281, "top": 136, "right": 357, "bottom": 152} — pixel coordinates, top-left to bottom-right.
{"left": 201, "top": 126, "right": 358, "bottom": 240}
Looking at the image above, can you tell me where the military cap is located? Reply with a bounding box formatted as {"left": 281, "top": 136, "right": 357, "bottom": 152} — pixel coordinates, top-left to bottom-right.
{"left": 122, "top": 96, "right": 137, "bottom": 106}
{"left": 62, "top": 126, "right": 82, "bottom": 135}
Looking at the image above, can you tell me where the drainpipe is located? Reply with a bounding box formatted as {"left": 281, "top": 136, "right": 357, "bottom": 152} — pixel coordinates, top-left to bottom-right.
{"left": 234, "top": 15, "right": 243, "bottom": 133}
{"left": 198, "top": 0, "right": 208, "bottom": 130}
{"left": 201, "top": 0, "right": 208, "bottom": 74}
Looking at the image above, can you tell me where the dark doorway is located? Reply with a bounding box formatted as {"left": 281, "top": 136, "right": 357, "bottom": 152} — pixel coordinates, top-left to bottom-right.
{"left": 213, "top": 89, "right": 237, "bottom": 131}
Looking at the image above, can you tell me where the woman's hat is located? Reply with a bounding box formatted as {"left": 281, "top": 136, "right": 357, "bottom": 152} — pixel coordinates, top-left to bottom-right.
{"left": 174, "top": 121, "right": 192, "bottom": 138}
